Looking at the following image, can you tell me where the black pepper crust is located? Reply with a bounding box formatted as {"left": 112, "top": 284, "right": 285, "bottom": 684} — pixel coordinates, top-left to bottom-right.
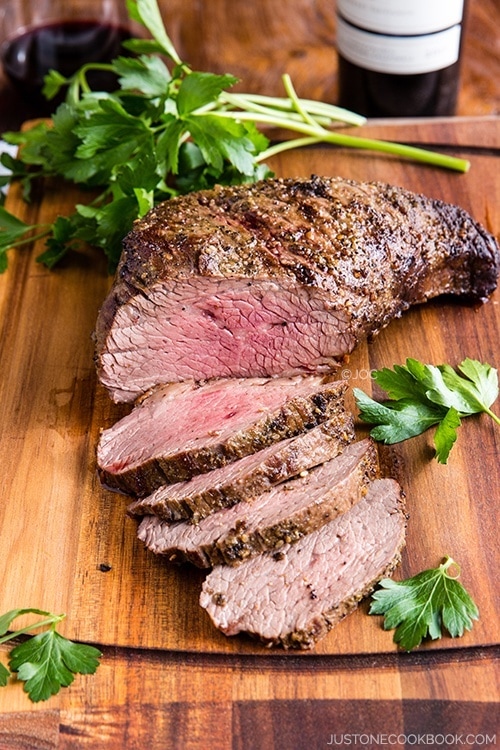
{"left": 98, "top": 378, "right": 348, "bottom": 497}
{"left": 96, "top": 175, "right": 499, "bottom": 357}
{"left": 128, "top": 411, "right": 356, "bottom": 523}
{"left": 120, "top": 175, "right": 499, "bottom": 297}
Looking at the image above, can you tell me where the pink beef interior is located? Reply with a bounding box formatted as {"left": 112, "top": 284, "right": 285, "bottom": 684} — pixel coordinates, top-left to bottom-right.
{"left": 97, "top": 375, "right": 331, "bottom": 475}
{"left": 99, "top": 277, "right": 352, "bottom": 402}
{"left": 200, "top": 478, "right": 405, "bottom": 641}
{"left": 137, "top": 439, "right": 373, "bottom": 557}
{"left": 128, "top": 415, "right": 354, "bottom": 521}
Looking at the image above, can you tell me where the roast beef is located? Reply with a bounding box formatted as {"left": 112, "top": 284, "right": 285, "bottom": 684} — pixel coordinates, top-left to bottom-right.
{"left": 95, "top": 175, "right": 500, "bottom": 402}
{"left": 97, "top": 375, "right": 347, "bottom": 496}
{"left": 136, "top": 438, "right": 378, "bottom": 567}
{"left": 128, "top": 413, "right": 355, "bottom": 522}
{"left": 199, "top": 477, "right": 406, "bottom": 648}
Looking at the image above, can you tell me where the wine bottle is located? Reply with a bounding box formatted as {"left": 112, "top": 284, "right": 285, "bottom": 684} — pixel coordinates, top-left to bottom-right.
{"left": 336, "top": 0, "right": 466, "bottom": 117}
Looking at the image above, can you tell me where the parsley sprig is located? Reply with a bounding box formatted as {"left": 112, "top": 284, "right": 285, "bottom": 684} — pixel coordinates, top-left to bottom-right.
{"left": 0, "top": 0, "right": 470, "bottom": 272}
{"left": 354, "top": 358, "right": 500, "bottom": 463}
{"left": 370, "top": 556, "right": 479, "bottom": 651}
{"left": 0, "top": 608, "right": 101, "bottom": 702}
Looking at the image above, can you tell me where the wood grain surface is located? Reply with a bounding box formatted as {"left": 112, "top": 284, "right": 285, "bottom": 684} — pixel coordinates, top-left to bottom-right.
{"left": 0, "top": 646, "right": 498, "bottom": 748}
{"left": 0, "top": 119, "right": 499, "bottom": 749}
{"left": 0, "top": 119, "right": 498, "bottom": 667}
{"left": 0, "top": 1, "right": 499, "bottom": 743}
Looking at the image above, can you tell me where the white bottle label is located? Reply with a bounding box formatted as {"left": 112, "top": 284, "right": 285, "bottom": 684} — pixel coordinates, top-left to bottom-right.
{"left": 337, "top": 16, "right": 462, "bottom": 75}
{"left": 336, "top": 0, "right": 464, "bottom": 36}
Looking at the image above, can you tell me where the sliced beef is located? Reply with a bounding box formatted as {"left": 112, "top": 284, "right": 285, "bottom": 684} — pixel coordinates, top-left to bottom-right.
{"left": 128, "top": 413, "right": 355, "bottom": 522}
{"left": 199, "top": 477, "right": 407, "bottom": 649}
{"left": 136, "top": 438, "right": 379, "bottom": 567}
{"left": 95, "top": 175, "right": 500, "bottom": 402}
{"left": 97, "top": 375, "right": 347, "bottom": 497}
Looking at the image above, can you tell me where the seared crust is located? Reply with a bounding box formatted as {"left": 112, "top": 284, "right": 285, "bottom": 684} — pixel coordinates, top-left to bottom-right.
{"left": 217, "top": 439, "right": 378, "bottom": 567}
{"left": 95, "top": 175, "right": 499, "bottom": 402}
{"left": 113, "top": 176, "right": 499, "bottom": 305}
{"left": 136, "top": 438, "right": 379, "bottom": 568}
{"left": 128, "top": 412, "right": 355, "bottom": 522}
{"left": 98, "top": 377, "right": 348, "bottom": 496}
{"left": 200, "top": 477, "right": 407, "bottom": 649}
{"left": 98, "top": 175, "right": 500, "bottom": 329}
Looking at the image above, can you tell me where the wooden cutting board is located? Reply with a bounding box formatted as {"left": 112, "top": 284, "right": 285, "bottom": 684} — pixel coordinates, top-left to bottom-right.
{"left": 0, "top": 118, "right": 498, "bottom": 657}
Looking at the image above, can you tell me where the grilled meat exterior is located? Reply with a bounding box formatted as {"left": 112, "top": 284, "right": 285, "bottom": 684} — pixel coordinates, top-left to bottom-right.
{"left": 95, "top": 175, "right": 500, "bottom": 403}
{"left": 97, "top": 375, "right": 348, "bottom": 497}
{"left": 136, "top": 438, "right": 378, "bottom": 567}
{"left": 128, "top": 413, "right": 355, "bottom": 522}
{"left": 200, "top": 478, "right": 407, "bottom": 649}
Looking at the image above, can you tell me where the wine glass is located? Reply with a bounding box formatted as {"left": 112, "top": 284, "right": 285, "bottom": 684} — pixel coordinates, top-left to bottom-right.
{"left": 0, "top": 0, "right": 132, "bottom": 113}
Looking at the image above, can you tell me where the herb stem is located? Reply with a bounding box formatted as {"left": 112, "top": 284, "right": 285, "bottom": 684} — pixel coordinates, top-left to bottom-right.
{"left": 5, "top": 229, "right": 53, "bottom": 250}
{"left": 202, "top": 96, "right": 335, "bottom": 127}
{"left": 323, "top": 133, "right": 470, "bottom": 172}
{"left": 441, "top": 556, "right": 461, "bottom": 578}
{"left": 0, "top": 614, "right": 65, "bottom": 645}
{"left": 227, "top": 92, "right": 367, "bottom": 126}
{"left": 484, "top": 408, "right": 500, "bottom": 425}
{"left": 210, "top": 110, "right": 470, "bottom": 172}
{"left": 257, "top": 136, "right": 322, "bottom": 161}
{"left": 281, "top": 73, "right": 318, "bottom": 128}
{"left": 218, "top": 91, "right": 365, "bottom": 128}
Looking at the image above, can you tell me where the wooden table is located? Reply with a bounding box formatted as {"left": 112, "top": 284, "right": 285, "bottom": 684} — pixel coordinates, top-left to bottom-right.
{"left": 0, "top": 2, "right": 499, "bottom": 748}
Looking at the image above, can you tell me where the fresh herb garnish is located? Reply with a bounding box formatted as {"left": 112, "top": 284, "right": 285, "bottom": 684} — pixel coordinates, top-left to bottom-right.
{"left": 0, "top": 608, "right": 101, "bottom": 702}
{"left": 354, "top": 358, "right": 500, "bottom": 463}
{"left": 0, "top": 0, "right": 470, "bottom": 272}
{"left": 370, "top": 556, "right": 479, "bottom": 651}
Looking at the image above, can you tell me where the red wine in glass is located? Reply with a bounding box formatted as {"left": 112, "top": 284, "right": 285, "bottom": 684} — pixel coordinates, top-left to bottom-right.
{"left": 1, "top": 19, "right": 132, "bottom": 112}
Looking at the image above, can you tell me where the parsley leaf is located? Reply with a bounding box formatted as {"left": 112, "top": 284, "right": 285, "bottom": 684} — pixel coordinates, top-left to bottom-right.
{"left": 0, "top": 209, "right": 35, "bottom": 268}
{"left": 0, "top": 207, "right": 52, "bottom": 271}
{"left": 10, "top": 631, "right": 101, "bottom": 703}
{"left": 42, "top": 69, "right": 69, "bottom": 100}
{"left": 433, "top": 406, "right": 461, "bottom": 464}
{"left": 185, "top": 115, "right": 259, "bottom": 175}
{"left": 0, "top": 608, "right": 101, "bottom": 703}
{"left": 370, "top": 556, "right": 479, "bottom": 651}
{"left": 438, "top": 359, "right": 500, "bottom": 416}
{"left": 353, "top": 389, "right": 444, "bottom": 444}
{"left": 126, "top": 0, "right": 183, "bottom": 64}
{"left": 0, "top": 662, "right": 9, "bottom": 686}
{"left": 113, "top": 54, "right": 171, "bottom": 97}
{"left": 176, "top": 72, "right": 239, "bottom": 115}
{"left": 76, "top": 196, "right": 142, "bottom": 269}
{"left": 354, "top": 358, "right": 499, "bottom": 462}
{"left": 0, "top": 0, "right": 471, "bottom": 272}
{"left": 36, "top": 215, "right": 81, "bottom": 269}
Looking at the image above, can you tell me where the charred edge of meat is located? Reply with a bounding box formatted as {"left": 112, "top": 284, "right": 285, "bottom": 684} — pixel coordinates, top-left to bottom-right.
{"left": 106, "top": 175, "right": 500, "bottom": 311}
{"left": 128, "top": 412, "right": 356, "bottom": 524}
{"left": 280, "top": 549, "right": 405, "bottom": 650}
{"left": 433, "top": 199, "right": 500, "bottom": 303}
{"left": 185, "top": 415, "right": 356, "bottom": 522}
{"left": 94, "top": 176, "right": 499, "bottom": 406}
{"left": 98, "top": 379, "right": 348, "bottom": 497}
{"left": 213, "top": 443, "right": 380, "bottom": 567}
{"left": 135, "top": 437, "right": 379, "bottom": 569}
